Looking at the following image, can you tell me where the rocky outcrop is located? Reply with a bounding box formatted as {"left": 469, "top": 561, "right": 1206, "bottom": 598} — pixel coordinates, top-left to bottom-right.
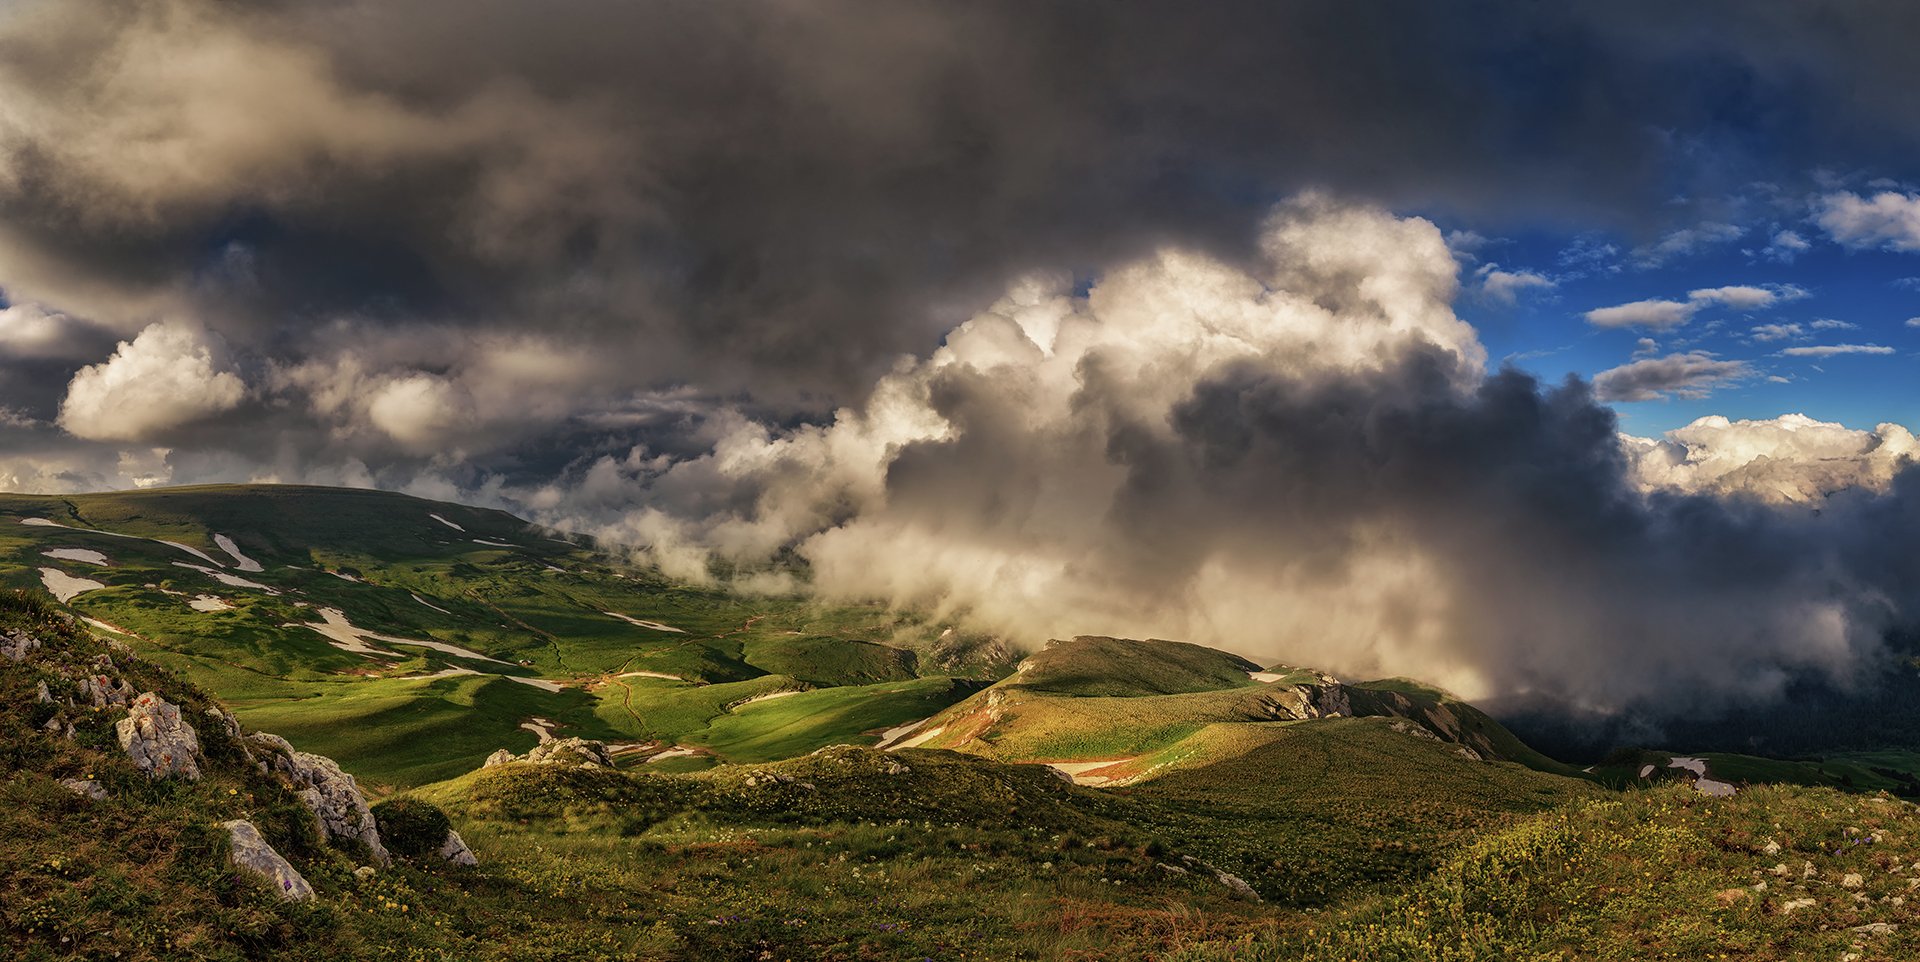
{"left": 2, "top": 630, "right": 42, "bottom": 662}
{"left": 439, "top": 830, "right": 479, "bottom": 867}
{"left": 484, "top": 737, "right": 615, "bottom": 769}
{"left": 249, "top": 733, "right": 391, "bottom": 865}
{"left": 222, "top": 820, "right": 314, "bottom": 901}
{"left": 116, "top": 692, "right": 202, "bottom": 780}
{"left": 1249, "top": 682, "right": 1351, "bottom": 721}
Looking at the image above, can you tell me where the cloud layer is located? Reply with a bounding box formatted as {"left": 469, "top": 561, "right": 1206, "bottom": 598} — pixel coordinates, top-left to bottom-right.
{"left": 495, "top": 200, "right": 1920, "bottom": 718}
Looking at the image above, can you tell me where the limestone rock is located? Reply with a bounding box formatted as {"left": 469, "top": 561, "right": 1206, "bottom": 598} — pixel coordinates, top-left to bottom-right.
{"left": 488, "top": 737, "right": 615, "bottom": 769}
{"left": 59, "top": 777, "right": 108, "bottom": 801}
{"left": 35, "top": 679, "right": 54, "bottom": 704}
{"left": 203, "top": 706, "right": 243, "bottom": 738}
{"left": 1, "top": 630, "right": 41, "bottom": 662}
{"left": 116, "top": 692, "right": 202, "bottom": 780}
{"left": 252, "top": 733, "right": 390, "bottom": 865}
{"left": 439, "top": 829, "right": 479, "bottom": 867}
{"left": 222, "top": 820, "right": 314, "bottom": 901}
{"left": 80, "top": 671, "right": 137, "bottom": 710}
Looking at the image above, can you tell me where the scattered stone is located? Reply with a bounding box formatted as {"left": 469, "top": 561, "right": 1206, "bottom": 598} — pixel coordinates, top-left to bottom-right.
{"left": 1771, "top": 863, "right": 1792, "bottom": 877}
{"left": 883, "top": 759, "right": 911, "bottom": 776}
{"left": 203, "top": 707, "right": 243, "bottom": 738}
{"left": 1762, "top": 838, "right": 1781, "bottom": 855}
{"left": 222, "top": 820, "right": 313, "bottom": 901}
{"left": 1780, "top": 897, "right": 1817, "bottom": 914}
{"left": 1, "top": 630, "right": 41, "bottom": 662}
{"left": 116, "top": 692, "right": 202, "bottom": 780}
{"left": 483, "top": 749, "right": 516, "bottom": 768}
{"left": 1714, "top": 888, "right": 1748, "bottom": 906}
{"left": 1851, "top": 922, "right": 1897, "bottom": 936}
{"left": 79, "top": 672, "right": 136, "bottom": 709}
{"left": 35, "top": 680, "right": 54, "bottom": 704}
{"left": 1842, "top": 873, "right": 1865, "bottom": 889}
{"left": 58, "top": 778, "right": 107, "bottom": 801}
{"left": 439, "top": 829, "right": 479, "bottom": 867}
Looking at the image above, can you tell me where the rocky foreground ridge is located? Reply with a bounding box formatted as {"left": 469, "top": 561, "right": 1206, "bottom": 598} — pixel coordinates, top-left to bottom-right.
{"left": 3, "top": 598, "right": 475, "bottom": 902}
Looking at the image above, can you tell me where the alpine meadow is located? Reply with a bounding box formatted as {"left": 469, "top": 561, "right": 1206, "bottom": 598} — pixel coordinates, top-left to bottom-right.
{"left": 6, "top": 3, "right": 1920, "bottom": 960}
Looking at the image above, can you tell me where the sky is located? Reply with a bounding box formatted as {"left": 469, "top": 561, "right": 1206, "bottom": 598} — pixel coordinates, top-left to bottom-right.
{"left": 5, "top": 0, "right": 1920, "bottom": 719}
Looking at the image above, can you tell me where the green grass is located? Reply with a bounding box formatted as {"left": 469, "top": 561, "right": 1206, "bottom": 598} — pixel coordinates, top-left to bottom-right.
{"left": 1011, "top": 636, "right": 1262, "bottom": 697}
{"left": 0, "top": 485, "right": 1000, "bottom": 789}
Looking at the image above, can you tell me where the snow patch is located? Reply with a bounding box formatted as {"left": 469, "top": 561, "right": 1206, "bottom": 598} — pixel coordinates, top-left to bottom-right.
{"left": 519, "top": 717, "right": 558, "bottom": 743}
{"left": 875, "top": 719, "right": 932, "bottom": 750}
{"left": 38, "top": 567, "right": 104, "bottom": 603}
{"left": 889, "top": 726, "right": 945, "bottom": 751}
{"left": 1044, "top": 759, "right": 1135, "bottom": 787}
{"left": 188, "top": 595, "right": 232, "bottom": 612}
{"left": 504, "top": 676, "right": 563, "bottom": 692}
{"left": 298, "top": 607, "right": 508, "bottom": 664}
{"left": 604, "top": 612, "right": 685, "bottom": 633}
{"left": 735, "top": 690, "right": 804, "bottom": 709}
{"left": 44, "top": 548, "right": 110, "bottom": 566}
{"left": 429, "top": 513, "right": 465, "bottom": 532}
{"left": 213, "top": 534, "right": 264, "bottom": 572}
{"left": 472, "top": 539, "right": 514, "bottom": 548}
{"left": 171, "top": 562, "right": 277, "bottom": 593}
{"left": 1668, "top": 756, "right": 1738, "bottom": 797}
{"left": 411, "top": 593, "right": 451, "bottom": 615}
{"left": 1247, "top": 671, "right": 1289, "bottom": 683}
{"left": 19, "top": 517, "right": 225, "bottom": 566}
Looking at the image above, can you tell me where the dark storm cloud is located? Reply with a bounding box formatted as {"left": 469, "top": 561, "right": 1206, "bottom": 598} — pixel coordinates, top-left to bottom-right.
{"left": 4, "top": 0, "right": 1920, "bottom": 431}
{"left": 4, "top": 1, "right": 1920, "bottom": 716}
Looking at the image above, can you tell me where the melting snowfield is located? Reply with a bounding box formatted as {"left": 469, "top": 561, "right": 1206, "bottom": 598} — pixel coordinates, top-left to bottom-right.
{"left": 604, "top": 612, "right": 686, "bottom": 633}
{"left": 43, "top": 548, "right": 110, "bottom": 566}
{"left": 734, "top": 690, "right": 803, "bottom": 709}
{"left": 1044, "top": 759, "right": 1135, "bottom": 787}
{"left": 887, "top": 726, "right": 946, "bottom": 751}
{"left": 171, "top": 562, "right": 277, "bottom": 593}
{"left": 874, "top": 718, "right": 932, "bottom": 750}
{"left": 647, "top": 747, "right": 701, "bottom": 764}
{"left": 411, "top": 593, "right": 451, "bottom": 615}
{"left": 188, "top": 595, "right": 233, "bottom": 612}
{"left": 214, "top": 534, "right": 264, "bottom": 572}
{"left": 38, "top": 567, "right": 105, "bottom": 603}
{"left": 472, "top": 538, "right": 515, "bottom": 548}
{"left": 429, "top": 513, "right": 465, "bottom": 531}
{"left": 1247, "top": 671, "right": 1289, "bottom": 683}
{"left": 1668, "top": 756, "right": 1739, "bottom": 797}
{"left": 20, "top": 517, "right": 226, "bottom": 567}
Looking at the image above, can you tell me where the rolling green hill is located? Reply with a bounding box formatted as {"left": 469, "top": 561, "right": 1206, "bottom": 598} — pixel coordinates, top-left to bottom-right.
{"left": 0, "top": 485, "right": 1004, "bottom": 788}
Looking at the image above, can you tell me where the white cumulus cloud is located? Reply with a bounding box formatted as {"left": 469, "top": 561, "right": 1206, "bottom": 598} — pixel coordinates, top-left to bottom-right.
{"left": 57, "top": 323, "right": 247, "bottom": 441}
{"left": 1815, "top": 191, "right": 1920, "bottom": 252}
{"left": 1624, "top": 413, "right": 1918, "bottom": 504}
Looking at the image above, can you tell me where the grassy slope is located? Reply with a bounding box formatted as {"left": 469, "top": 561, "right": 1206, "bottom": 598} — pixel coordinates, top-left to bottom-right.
{"left": 0, "top": 486, "right": 990, "bottom": 787}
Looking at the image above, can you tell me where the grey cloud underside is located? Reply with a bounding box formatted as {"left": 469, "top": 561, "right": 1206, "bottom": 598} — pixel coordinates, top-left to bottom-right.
{"left": 6, "top": 2, "right": 1920, "bottom": 720}
{"left": 4, "top": 0, "right": 1920, "bottom": 427}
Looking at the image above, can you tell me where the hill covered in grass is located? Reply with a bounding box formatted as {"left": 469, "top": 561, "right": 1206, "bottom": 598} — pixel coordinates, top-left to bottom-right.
{"left": 0, "top": 485, "right": 1007, "bottom": 788}
{"left": 889, "top": 635, "right": 1578, "bottom": 789}
{"left": 12, "top": 588, "right": 1920, "bottom": 960}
